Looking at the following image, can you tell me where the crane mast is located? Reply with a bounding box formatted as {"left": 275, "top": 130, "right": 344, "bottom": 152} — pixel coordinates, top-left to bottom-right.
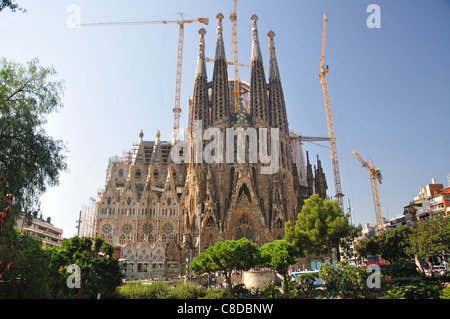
{"left": 173, "top": 12, "right": 185, "bottom": 144}
{"left": 352, "top": 150, "right": 384, "bottom": 231}
{"left": 229, "top": 0, "right": 242, "bottom": 112}
{"left": 319, "top": 12, "right": 344, "bottom": 208}
{"left": 78, "top": 13, "right": 209, "bottom": 144}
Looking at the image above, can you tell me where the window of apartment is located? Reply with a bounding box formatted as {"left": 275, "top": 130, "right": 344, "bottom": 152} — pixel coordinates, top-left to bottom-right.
{"left": 138, "top": 263, "right": 149, "bottom": 272}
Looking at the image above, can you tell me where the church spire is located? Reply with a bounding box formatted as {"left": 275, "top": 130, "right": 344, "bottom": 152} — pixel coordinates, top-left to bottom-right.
{"left": 195, "top": 28, "right": 207, "bottom": 79}
{"left": 211, "top": 13, "right": 230, "bottom": 126}
{"left": 215, "top": 12, "right": 226, "bottom": 59}
{"left": 249, "top": 14, "right": 269, "bottom": 125}
{"left": 190, "top": 28, "right": 209, "bottom": 132}
{"left": 306, "top": 151, "right": 314, "bottom": 197}
{"left": 250, "top": 14, "right": 263, "bottom": 61}
{"left": 267, "top": 30, "right": 288, "bottom": 133}
{"left": 267, "top": 30, "right": 280, "bottom": 80}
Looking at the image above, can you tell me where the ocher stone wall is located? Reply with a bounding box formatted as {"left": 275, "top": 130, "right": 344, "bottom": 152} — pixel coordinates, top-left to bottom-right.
{"left": 242, "top": 271, "right": 281, "bottom": 289}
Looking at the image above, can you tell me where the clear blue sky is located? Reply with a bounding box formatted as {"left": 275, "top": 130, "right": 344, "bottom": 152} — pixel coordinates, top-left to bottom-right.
{"left": 1, "top": 0, "right": 449, "bottom": 237}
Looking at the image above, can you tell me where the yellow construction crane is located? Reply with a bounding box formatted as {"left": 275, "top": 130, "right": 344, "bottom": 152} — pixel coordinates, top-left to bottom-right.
{"left": 319, "top": 12, "right": 344, "bottom": 208}
{"left": 78, "top": 13, "right": 209, "bottom": 144}
{"left": 229, "top": 0, "right": 242, "bottom": 112}
{"left": 205, "top": 57, "right": 269, "bottom": 70}
{"left": 352, "top": 150, "right": 384, "bottom": 231}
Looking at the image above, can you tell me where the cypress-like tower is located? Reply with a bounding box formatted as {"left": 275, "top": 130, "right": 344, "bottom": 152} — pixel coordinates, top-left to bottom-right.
{"left": 185, "top": 28, "right": 208, "bottom": 238}
{"left": 267, "top": 30, "right": 288, "bottom": 134}
{"left": 210, "top": 13, "right": 230, "bottom": 128}
{"left": 190, "top": 28, "right": 209, "bottom": 131}
{"left": 249, "top": 14, "right": 270, "bottom": 126}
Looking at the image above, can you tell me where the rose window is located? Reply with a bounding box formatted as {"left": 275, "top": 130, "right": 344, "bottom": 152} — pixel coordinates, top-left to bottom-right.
{"left": 163, "top": 223, "right": 173, "bottom": 235}
{"left": 101, "top": 223, "right": 112, "bottom": 235}
{"left": 122, "top": 223, "right": 132, "bottom": 234}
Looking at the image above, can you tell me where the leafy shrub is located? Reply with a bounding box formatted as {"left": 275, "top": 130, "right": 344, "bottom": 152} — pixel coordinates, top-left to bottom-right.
{"left": 117, "top": 281, "right": 171, "bottom": 299}
{"left": 385, "top": 276, "right": 440, "bottom": 299}
{"left": 200, "top": 287, "right": 230, "bottom": 299}
{"left": 232, "top": 284, "right": 249, "bottom": 296}
{"left": 261, "top": 284, "right": 281, "bottom": 299}
{"left": 170, "top": 282, "right": 204, "bottom": 299}
{"left": 319, "top": 261, "right": 369, "bottom": 299}
{"left": 116, "top": 281, "right": 230, "bottom": 299}
{"left": 440, "top": 285, "right": 450, "bottom": 299}
{"left": 296, "top": 273, "right": 317, "bottom": 294}
{"left": 382, "top": 259, "right": 419, "bottom": 279}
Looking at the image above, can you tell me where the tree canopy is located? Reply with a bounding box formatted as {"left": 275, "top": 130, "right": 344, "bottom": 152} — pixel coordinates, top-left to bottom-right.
{"left": 0, "top": 57, "right": 67, "bottom": 290}
{"left": 190, "top": 237, "right": 258, "bottom": 295}
{"left": 46, "top": 237, "right": 123, "bottom": 298}
{"left": 0, "top": 0, "right": 25, "bottom": 13}
{"left": 355, "top": 225, "right": 413, "bottom": 264}
{"left": 408, "top": 217, "right": 450, "bottom": 259}
{"left": 0, "top": 57, "right": 67, "bottom": 212}
{"left": 259, "top": 239, "right": 297, "bottom": 294}
{"left": 284, "top": 194, "right": 358, "bottom": 262}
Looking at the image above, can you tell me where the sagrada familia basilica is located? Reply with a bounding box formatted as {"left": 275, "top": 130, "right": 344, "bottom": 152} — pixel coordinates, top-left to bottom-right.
{"left": 88, "top": 13, "right": 328, "bottom": 279}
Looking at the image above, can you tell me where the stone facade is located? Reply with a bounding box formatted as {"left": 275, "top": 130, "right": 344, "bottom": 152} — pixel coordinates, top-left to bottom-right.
{"left": 92, "top": 13, "right": 327, "bottom": 279}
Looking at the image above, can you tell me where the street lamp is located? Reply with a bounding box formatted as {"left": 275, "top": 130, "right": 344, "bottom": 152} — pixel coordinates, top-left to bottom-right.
{"left": 197, "top": 204, "right": 203, "bottom": 287}
{"left": 198, "top": 204, "right": 203, "bottom": 255}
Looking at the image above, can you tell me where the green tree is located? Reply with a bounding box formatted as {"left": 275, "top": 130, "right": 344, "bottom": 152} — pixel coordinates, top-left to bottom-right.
{"left": 190, "top": 238, "right": 258, "bottom": 296}
{"left": 318, "top": 261, "right": 369, "bottom": 299}
{"left": 0, "top": 230, "right": 51, "bottom": 298}
{"left": 408, "top": 217, "right": 450, "bottom": 259}
{"left": 354, "top": 236, "right": 378, "bottom": 263}
{"left": 376, "top": 226, "right": 413, "bottom": 263}
{"left": 46, "top": 237, "right": 124, "bottom": 299}
{"left": 259, "top": 240, "right": 297, "bottom": 296}
{"left": 0, "top": 57, "right": 67, "bottom": 213}
{"left": 285, "top": 194, "right": 356, "bottom": 262}
{"left": 355, "top": 226, "right": 413, "bottom": 264}
{"left": 0, "top": 57, "right": 66, "bottom": 293}
{"left": 0, "top": 0, "right": 25, "bottom": 13}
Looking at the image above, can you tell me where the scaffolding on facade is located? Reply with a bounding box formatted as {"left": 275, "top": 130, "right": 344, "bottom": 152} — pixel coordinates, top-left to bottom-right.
{"left": 79, "top": 197, "right": 96, "bottom": 237}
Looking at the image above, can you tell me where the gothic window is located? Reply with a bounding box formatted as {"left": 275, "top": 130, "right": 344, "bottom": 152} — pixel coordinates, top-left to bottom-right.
{"left": 238, "top": 184, "right": 251, "bottom": 202}
{"left": 107, "top": 197, "right": 111, "bottom": 205}
{"left": 239, "top": 217, "right": 249, "bottom": 225}
{"left": 206, "top": 217, "right": 215, "bottom": 228}
{"left": 119, "top": 233, "right": 127, "bottom": 244}
{"left": 122, "top": 223, "right": 132, "bottom": 234}
{"left": 275, "top": 218, "right": 283, "bottom": 230}
{"left": 163, "top": 223, "right": 174, "bottom": 235}
{"left": 118, "top": 169, "right": 124, "bottom": 177}
{"left": 101, "top": 223, "right": 112, "bottom": 238}
{"left": 127, "top": 197, "right": 131, "bottom": 205}
{"left": 275, "top": 189, "right": 281, "bottom": 201}
{"left": 142, "top": 224, "right": 153, "bottom": 234}
{"left": 124, "top": 248, "right": 134, "bottom": 260}
{"left": 167, "top": 198, "right": 171, "bottom": 206}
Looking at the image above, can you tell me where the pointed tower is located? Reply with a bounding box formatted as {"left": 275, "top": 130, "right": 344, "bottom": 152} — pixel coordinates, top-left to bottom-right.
{"left": 211, "top": 13, "right": 230, "bottom": 127}
{"left": 184, "top": 28, "right": 209, "bottom": 243}
{"left": 306, "top": 151, "right": 314, "bottom": 197}
{"left": 190, "top": 28, "right": 209, "bottom": 132}
{"left": 267, "top": 30, "right": 288, "bottom": 134}
{"left": 314, "top": 155, "right": 328, "bottom": 199}
{"left": 249, "top": 14, "right": 269, "bottom": 126}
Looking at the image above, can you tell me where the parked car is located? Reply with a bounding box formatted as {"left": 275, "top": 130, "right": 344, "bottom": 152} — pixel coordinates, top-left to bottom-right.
{"left": 291, "top": 270, "right": 324, "bottom": 287}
